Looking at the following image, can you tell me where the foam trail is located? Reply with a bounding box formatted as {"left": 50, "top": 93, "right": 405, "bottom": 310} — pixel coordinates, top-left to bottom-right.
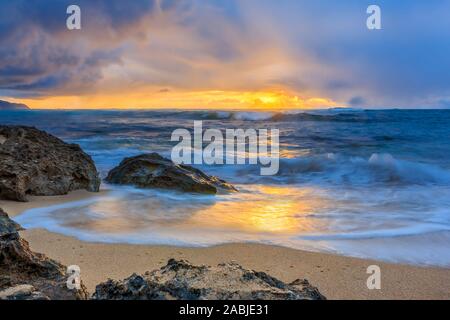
{"left": 4, "top": 109, "right": 450, "bottom": 267}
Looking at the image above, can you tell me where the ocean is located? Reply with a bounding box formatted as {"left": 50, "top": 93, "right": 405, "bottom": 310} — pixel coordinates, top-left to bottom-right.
{"left": 2, "top": 109, "right": 450, "bottom": 267}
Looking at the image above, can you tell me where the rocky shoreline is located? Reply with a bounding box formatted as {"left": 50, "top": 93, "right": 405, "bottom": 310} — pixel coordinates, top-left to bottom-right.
{"left": 0, "top": 208, "right": 88, "bottom": 300}
{"left": 0, "top": 125, "right": 236, "bottom": 200}
{"left": 0, "top": 126, "right": 325, "bottom": 300}
{"left": 0, "top": 209, "right": 325, "bottom": 300}
{"left": 0, "top": 126, "right": 100, "bottom": 202}
{"left": 106, "top": 153, "right": 237, "bottom": 194}
{"left": 93, "top": 258, "right": 325, "bottom": 300}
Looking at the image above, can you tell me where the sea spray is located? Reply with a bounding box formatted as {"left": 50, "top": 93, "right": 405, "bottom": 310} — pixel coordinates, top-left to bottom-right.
{"left": 171, "top": 121, "right": 280, "bottom": 175}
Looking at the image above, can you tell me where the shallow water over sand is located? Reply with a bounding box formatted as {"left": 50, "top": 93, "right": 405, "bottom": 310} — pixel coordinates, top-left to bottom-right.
{"left": 15, "top": 182, "right": 450, "bottom": 267}
{"left": 4, "top": 109, "right": 450, "bottom": 266}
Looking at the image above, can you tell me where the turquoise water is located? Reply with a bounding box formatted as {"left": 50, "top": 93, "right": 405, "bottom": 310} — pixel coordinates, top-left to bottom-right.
{"left": 3, "top": 109, "right": 450, "bottom": 266}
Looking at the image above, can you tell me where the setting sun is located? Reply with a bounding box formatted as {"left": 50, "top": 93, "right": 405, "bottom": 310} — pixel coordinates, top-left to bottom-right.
{"left": 1, "top": 0, "right": 450, "bottom": 304}
{"left": 15, "top": 90, "right": 337, "bottom": 110}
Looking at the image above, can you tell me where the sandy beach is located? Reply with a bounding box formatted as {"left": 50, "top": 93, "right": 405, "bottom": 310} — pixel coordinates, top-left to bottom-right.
{"left": 1, "top": 191, "right": 449, "bottom": 300}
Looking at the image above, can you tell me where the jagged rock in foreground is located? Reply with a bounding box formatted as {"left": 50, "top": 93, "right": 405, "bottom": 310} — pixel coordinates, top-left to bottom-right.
{"left": 0, "top": 284, "right": 49, "bottom": 300}
{"left": 0, "top": 126, "right": 100, "bottom": 201}
{"left": 0, "top": 208, "right": 88, "bottom": 300}
{"left": 106, "top": 153, "right": 237, "bottom": 194}
{"left": 93, "top": 259, "right": 326, "bottom": 300}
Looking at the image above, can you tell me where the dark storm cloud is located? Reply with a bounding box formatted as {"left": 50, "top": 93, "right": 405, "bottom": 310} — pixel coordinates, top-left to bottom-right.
{"left": 0, "top": 0, "right": 169, "bottom": 95}
{"left": 0, "top": 0, "right": 449, "bottom": 108}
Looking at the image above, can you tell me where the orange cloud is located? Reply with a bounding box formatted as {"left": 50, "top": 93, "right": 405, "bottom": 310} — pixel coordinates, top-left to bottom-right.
{"left": 2, "top": 1, "right": 342, "bottom": 110}
{"left": 17, "top": 89, "right": 337, "bottom": 110}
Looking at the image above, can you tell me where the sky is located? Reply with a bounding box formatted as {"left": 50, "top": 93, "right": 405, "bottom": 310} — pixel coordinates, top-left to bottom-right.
{"left": 0, "top": 0, "right": 450, "bottom": 110}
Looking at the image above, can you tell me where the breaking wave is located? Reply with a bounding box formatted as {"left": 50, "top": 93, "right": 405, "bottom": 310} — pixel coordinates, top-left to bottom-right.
{"left": 5, "top": 109, "right": 450, "bottom": 267}
{"left": 199, "top": 111, "right": 275, "bottom": 121}
{"left": 178, "top": 109, "right": 393, "bottom": 123}
{"left": 232, "top": 153, "right": 450, "bottom": 186}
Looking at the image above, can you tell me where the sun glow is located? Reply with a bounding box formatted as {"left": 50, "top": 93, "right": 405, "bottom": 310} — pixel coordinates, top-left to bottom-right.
{"left": 186, "top": 186, "right": 328, "bottom": 234}
{"left": 16, "top": 89, "right": 337, "bottom": 110}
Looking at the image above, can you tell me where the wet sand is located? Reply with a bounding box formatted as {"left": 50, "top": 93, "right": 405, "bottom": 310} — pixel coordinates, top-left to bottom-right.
{"left": 1, "top": 191, "right": 449, "bottom": 300}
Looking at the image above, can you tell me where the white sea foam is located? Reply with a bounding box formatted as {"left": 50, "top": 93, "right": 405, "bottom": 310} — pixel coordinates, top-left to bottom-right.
{"left": 224, "top": 153, "right": 450, "bottom": 186}
{"left": 5, "top": 109, "right": 450, "bottom": 267}
{"left": 201, "top": 111, "right": 275, "bottom": 121}
{"left": 13, "top": 180, "right": 450, "bottom": 267}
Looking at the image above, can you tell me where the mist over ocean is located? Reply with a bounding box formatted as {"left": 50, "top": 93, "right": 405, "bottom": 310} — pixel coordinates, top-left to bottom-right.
{"left": 4, "top": 109, "right": 450, "bottom": 267}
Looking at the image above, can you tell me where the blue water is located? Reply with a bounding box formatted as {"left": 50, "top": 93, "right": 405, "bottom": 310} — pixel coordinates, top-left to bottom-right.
{"left": 2, "top": 109, "right": 450, "bottom": 266}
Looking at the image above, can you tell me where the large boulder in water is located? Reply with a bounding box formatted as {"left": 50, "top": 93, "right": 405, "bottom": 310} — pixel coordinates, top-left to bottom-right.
{"left": 93, "top": 259, "right": 326, "bottom": 300}
{"left": 105, "top": 153, "right": 236, "bottom": 194}
{"left": 0, "top": 126, "right": 100, "bottom": 202}
{"left": 0, "top": 208, "right": 88, "bottom": 300}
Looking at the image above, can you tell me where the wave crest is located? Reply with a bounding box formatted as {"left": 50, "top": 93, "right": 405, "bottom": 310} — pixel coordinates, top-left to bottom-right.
{"left": 238, "top": 153, "right": 450, "bottom": 186}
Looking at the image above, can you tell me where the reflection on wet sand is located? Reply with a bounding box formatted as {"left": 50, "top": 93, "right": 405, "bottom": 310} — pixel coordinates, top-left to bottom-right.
{"left": 14, "top": 183, "right": 450, "bottom": 266}
{"left": 186, "top": 186, "right": 328, "bottom": 234}
{"left": 46, "top": 185, "right": 330, "bottom": 236}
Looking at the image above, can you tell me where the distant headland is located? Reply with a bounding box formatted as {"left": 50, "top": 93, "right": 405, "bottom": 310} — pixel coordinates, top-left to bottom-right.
{"left": 0, "top": 100, "right": 30, "bottom": 110}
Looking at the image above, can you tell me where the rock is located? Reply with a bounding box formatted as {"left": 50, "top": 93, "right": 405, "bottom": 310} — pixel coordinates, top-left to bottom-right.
{"left": 0, "top": 126, "right": 100, "bottom": 201}
{"left": 0, "top": 207, "right": 23, "bottom": 237}
{"left": 106, "top": 153, "right": 236, "bottom": 194}
{"left": 93, "top": 259, "right": 326, "bottom": 300}
{"left": 0, "top": 284, "right": 49, "bottom": 300}
{"left": 0, "top": 100, "right": 30, "bottom": 111}
{"left": 0, "top": 208, "right": 88, "bottom": 299}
